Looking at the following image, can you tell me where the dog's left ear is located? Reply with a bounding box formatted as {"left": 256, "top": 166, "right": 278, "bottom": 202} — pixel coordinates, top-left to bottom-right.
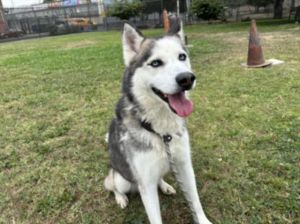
{"left": 167, "top": 16, "right": 185, "bottom": 44}
{"left": 122, "top": 23, "right": 144, "bottom": 66}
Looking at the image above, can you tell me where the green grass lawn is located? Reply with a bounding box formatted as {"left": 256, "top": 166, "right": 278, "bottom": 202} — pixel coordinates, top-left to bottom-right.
{"left": 0, "top": 20, "right": 299, "bottom": 224}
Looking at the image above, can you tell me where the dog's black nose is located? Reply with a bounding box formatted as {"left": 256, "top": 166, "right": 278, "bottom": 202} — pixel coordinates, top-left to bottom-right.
{"left": 176, "top": 72, "right": 196, "bottom": 91}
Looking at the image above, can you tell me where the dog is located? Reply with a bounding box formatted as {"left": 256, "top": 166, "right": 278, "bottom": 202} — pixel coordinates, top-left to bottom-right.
{"left": 104, "top": 17, "right": 212, "bottom": 224}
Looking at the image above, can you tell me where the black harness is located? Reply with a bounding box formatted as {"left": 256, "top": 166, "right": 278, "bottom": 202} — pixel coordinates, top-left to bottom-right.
{"left": 140, "top": 120, "right": 172, "bottom": 144}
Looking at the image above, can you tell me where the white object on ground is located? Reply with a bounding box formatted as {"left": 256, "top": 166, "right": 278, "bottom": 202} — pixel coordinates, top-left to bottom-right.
{"left": 268, "top": 58, "right": 285, "bottom": 66}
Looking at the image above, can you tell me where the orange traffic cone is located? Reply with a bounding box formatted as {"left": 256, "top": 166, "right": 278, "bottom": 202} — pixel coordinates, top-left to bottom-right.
{"left": 246, "top": 20, "right": 272, "bottom": 68}
{"left": 163, "top": 9, "right": 170, "bottom": 33}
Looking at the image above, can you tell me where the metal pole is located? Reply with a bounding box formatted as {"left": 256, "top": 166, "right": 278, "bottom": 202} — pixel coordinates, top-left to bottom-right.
{"left": 186, "top": 0, "right": 190, "bottom": 21}
{"left": 177, "top": 0, "right": 180, "bottom": 16}
{"left": 0, "top": 0, "right": 8, "bottom": 32}
{"left": 87, "top": 0, "right": 91, "bottom": 24}
{"left": 97, "top": 0, "right": 103, "bottom": 17}
{"left": 32, "top": 6, "right": 41, "bottom": 37}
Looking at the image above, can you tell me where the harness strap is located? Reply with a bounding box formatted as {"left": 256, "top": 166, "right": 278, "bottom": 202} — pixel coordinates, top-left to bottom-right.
{"left": 140, "top": 120, "right": 172, "bottom": 144}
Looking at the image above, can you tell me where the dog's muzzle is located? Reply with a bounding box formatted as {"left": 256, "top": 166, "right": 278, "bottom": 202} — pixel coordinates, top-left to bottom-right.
{"left": 176, "top": 72, "right": 196, "bottom": 91}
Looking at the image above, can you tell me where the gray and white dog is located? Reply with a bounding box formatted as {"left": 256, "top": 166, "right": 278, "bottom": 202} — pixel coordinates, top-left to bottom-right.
{"left": 104, "top": 18, "right": 212, "bottom": 224}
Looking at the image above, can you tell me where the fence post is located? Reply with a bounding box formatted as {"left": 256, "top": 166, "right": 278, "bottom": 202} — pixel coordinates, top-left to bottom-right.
{"left": 0, "top": 1, "right": 8, "bottom": 33}
{"left": 32, "top": 6, "right": 41, "bottom": 37}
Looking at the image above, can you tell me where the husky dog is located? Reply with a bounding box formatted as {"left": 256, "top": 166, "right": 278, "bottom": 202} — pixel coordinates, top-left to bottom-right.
{"left": 104, "top": 18, "right": 212, "bottom": 224}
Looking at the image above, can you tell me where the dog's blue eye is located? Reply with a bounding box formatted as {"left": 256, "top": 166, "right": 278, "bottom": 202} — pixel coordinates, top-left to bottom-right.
{"left": 179, "top": 54, "right": 187, "bottom": 61}
{"left": 149, "top": 59, "right": 163, "bottom": 68}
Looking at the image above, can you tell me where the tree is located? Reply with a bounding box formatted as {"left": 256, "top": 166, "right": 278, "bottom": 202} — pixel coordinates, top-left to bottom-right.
{"left": 273, "top": 0, "right": 284, "bottom": 18}
{"left": 142, "top": 0, "right": 187, "bottom": 15}
{"left": 191, "top": 0, "right": 224, "bottom": 20}
{"left": 246, "top": 0, "right": 285, "bottom": 19}
{"left": 108, "top": 0, "right": 144, "bottom": 20}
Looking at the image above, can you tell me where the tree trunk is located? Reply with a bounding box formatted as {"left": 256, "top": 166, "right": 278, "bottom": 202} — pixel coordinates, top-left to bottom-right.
{"left": 274, "top": 0, "right": 284, "bottom": 19}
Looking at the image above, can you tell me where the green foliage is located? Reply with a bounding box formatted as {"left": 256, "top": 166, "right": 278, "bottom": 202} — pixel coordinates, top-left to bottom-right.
{"left": 108, "top": 0, "right": 144, "bottom": 20}
{"left": 191, "top": 0, "right": 224, "bottom": 20}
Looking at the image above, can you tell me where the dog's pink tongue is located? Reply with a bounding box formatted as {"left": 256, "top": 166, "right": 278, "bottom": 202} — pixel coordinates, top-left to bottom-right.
{"left": 168, "top": 92, "right": 193, "bottom": 117}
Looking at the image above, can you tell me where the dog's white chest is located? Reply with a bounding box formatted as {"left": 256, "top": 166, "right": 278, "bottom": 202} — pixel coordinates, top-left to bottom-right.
{"left": 131, "top": 131, "right": 189, "bottom": 184}
{"left": 132, "top": 147, "right": 170, "bottom": 183}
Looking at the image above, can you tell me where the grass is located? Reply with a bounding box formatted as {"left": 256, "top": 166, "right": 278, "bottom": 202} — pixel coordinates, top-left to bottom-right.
{"left": 0, "top": 19, "right": 299, "bottom": 224}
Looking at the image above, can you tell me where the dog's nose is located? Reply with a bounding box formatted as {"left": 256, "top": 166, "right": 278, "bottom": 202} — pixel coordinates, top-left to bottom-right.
{"left": 176, "top": 72, "right": 196, "bottom": 91}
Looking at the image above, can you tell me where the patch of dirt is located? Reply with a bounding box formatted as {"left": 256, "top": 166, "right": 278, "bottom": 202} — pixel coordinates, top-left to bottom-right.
{"left": 63, "top": 40, "right": 96, "bottom": 49}
{"left": 262, "top": 32, "right": 300, "bottom": 42}
{"left": 190, "top": 31, "right": 245, "bottom": 42}
{"left": 223, "top": 32, "right": 300, "bottom": 45}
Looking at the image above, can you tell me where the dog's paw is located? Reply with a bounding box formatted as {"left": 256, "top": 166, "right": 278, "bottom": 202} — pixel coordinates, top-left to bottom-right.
{"left": 198, "top": 216, "right": 213, "bottom": 224}
{"left": 200, "top": 220, "right": 213, "bottom": 224}
{"left": 159, "top": 180, "right": 176, "bottom": 195}
{"left": 200, "top": 220, "right": 212, "bottom": 224}
{"left": 114, "top": 192, "right": 128, "bottom": 209}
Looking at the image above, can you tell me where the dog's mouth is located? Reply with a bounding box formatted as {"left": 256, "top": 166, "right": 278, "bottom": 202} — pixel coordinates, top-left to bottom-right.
{"left": 151, "top": 87, "right": 193, "bottom": 117}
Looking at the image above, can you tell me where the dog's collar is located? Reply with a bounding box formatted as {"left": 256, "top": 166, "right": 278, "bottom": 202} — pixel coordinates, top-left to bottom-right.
{"left": 140, "top": 120, "right": 172, "bottom": 144}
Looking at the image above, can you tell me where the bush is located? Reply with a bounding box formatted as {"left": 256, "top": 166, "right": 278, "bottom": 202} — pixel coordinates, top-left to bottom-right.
{"left": 191, "top": 0, "right": 224, "bottom": 20}
{"left": 108, "top": 0, "right": 144, "bottom": 20}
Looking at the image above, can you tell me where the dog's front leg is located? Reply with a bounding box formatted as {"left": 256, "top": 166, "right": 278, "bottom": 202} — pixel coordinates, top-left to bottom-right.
{"left": 173, "top": 138, "right": 212, "bottom": 224}
{"left": 132, "top": 151, "right": 164, "bottom": 224}
{"left": 138, "top": 182, "right": 162, "bottom": 224}
{"left": 174, "top": 160, "right": 212, "bottom": 224}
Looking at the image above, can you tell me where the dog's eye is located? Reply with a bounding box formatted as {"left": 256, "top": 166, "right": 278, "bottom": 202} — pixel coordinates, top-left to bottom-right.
{"left": 149, "top": 59, "right": 163, "bottom": 68}
{"left": 178, "top": 54, "right": 187, "bottom": 61}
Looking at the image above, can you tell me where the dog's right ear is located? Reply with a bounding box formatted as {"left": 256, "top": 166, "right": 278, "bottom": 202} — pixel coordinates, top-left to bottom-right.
{"left": 167, "top": 16, "right": 185, "bottom": 44}
{"left": 122, "top": 23, "right": 144, "bottom": 66}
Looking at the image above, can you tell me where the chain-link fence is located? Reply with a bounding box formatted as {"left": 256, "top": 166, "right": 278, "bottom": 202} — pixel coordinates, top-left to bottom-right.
{"left": 4, "top": 3, "right": 100, "bottom": 35}
{"left": 0, "top": 0, "right": 299, "bottom": 41}
{"left": 0, "top": 1, "right": 164, "bottom": 38}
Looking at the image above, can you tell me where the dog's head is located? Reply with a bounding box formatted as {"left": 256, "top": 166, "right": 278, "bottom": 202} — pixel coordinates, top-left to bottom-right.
{"left": 122, "top": 18, "right": 195, "bottom": 118}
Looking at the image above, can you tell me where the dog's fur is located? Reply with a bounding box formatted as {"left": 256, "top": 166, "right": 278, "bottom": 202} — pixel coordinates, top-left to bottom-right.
{"left": 104, "top": 18, "right": 212, "bottom": 224}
